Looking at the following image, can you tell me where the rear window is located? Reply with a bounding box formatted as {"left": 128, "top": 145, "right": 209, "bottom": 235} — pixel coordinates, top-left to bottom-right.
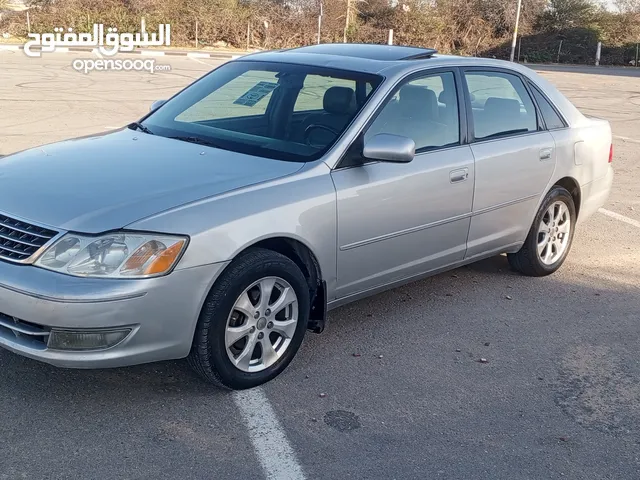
{"left": 530, "top": 84, "right": 566, "bottom": 130}
{"left": 143, "top": 61, "right": 382, "bottom": 162}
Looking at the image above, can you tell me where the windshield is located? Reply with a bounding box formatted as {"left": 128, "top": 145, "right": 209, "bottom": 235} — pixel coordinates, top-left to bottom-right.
{"left": 142, "top": 61, "right": 383, "bottom": 162}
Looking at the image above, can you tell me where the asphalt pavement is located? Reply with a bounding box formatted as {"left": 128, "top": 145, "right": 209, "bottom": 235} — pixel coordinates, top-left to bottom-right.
{"left": 1, "top": 50, "right": 639, "bottom": 480}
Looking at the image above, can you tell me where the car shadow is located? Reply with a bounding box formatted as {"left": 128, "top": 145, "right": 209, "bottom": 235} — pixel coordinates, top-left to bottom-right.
{"left": 0, "top": 254, "right": 637, "bottom": 401}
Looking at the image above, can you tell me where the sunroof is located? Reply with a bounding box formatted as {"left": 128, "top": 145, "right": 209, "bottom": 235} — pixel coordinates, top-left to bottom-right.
{"left": 287, "top": 44, "right": 437, "bottom": 61}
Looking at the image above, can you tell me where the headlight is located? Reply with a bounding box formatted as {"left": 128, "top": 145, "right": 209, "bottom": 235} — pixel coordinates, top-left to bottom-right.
{"left": 35, "top": 232, "right": 188, "bottom": 278}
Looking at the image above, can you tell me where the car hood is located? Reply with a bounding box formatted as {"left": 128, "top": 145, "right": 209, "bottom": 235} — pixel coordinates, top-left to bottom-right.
{"left": 0, "top": 129, "right": 303, "bottom": 233}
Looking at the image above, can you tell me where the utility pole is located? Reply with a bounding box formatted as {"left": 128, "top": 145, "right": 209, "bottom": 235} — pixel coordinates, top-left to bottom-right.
{"left": 344, "top": 0, "right": 351, "bottom": 43}
{"left": 510, "top": 0, "right": 522, "bottom": 62}
{"left": 317, "top": 0, "right": 323, "bottom": 44}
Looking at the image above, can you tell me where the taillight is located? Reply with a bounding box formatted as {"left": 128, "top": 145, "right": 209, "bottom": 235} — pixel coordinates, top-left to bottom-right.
{"left": 609, "top": 144, "right": 613, "bottom": 163}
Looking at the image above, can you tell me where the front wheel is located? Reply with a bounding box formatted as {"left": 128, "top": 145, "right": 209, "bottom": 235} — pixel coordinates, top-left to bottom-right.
{"left": 508, "top": 186, "right": 576, "bottom": 277}
{"left": 188, "top": 248, "right": 310, "bottom": 389}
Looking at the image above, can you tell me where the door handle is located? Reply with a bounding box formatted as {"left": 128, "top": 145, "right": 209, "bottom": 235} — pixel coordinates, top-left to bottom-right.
{"left": 450, "top": 168, "right": 469, "bottom": 183}
{"left": 539, "top": 148, "right": 553, "bottom": 161}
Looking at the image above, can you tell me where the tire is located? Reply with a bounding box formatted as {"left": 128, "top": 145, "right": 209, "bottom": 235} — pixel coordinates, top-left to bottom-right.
{"left": 507, "top": 186, "right": 576, "bottom": 277}
{"left": 188, "top": 248, "right": 310, "bottom": 389}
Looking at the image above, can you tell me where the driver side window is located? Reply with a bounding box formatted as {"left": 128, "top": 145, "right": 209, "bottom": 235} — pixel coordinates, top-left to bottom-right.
{"left": 365, "top": 71, "right": 460, "bottom": 151}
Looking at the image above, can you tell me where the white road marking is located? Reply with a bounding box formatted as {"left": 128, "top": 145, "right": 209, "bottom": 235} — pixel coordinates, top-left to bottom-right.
{"left": 599, "top": 208, "right": 640, "bottom": 228}
{"left": 614, "top": 135, "right": 640, "bottom": 144}
{"left": 189, "top": 56, "right": 212, "bottom": 66}
{"left": 233, "top": 388, "right": 306, "bottom": 480}
{"left": 187, "top": 52, "right": 211, "bottom": 58}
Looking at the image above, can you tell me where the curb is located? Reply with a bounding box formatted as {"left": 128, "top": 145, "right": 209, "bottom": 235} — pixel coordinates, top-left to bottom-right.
{"left": 0, "top": 43, "right": 245, "bottom": 59}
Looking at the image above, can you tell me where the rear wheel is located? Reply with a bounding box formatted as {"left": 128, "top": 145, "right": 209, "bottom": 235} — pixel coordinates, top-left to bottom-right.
{"left": 188, "top": 248, "right": 310, "bottom": 389}
{"left": 508, "top": 186, "right": 576, "bottom": 277}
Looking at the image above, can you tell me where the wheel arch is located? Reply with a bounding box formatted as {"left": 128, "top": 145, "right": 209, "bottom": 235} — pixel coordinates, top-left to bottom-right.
{"left": 553, "top": 176, "right": 582, "bottom": 218}
{"left": 225, "top": 235, "right": 327, "bottom": 333}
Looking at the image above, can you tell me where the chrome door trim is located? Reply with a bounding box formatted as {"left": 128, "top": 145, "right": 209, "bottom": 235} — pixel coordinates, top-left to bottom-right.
{"left": 472, "top": 193, "right": 539, "bottom": 216}
{"left": 340, "top": 211, "right": 473, "bottom": 251}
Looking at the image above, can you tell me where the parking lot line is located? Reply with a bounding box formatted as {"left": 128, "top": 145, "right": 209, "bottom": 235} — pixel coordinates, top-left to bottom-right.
{"left": 614, "top": 135, "right": 640, "bottom": 144}
{"left": 599, "top": 208, "right": 640, "bottom": 228}
{"left": 233, "top": 388, "right": 306, "bottom": 480}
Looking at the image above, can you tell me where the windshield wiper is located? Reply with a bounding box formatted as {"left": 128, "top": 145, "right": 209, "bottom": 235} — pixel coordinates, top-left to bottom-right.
{"left": 128, "top": 122, "right": 154, "bottom": 135}
{"left": 168, "top": 136, "right": 224, "bottom": 149}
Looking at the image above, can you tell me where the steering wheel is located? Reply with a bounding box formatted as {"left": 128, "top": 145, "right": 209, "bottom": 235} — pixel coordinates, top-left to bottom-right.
{"left": 304, "top": 124, "right": 341, "bottom": 148}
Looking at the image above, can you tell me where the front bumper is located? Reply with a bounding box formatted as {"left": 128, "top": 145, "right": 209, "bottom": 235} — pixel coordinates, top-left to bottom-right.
{"left": 0, "top": 260, "right": 228, "bottom": 368}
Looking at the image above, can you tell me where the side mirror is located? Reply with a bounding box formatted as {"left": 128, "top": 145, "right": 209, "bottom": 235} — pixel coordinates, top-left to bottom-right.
{"left": 150, "top": 99, "right": 166, "bottom": 112}
{"left": 363, "top": 133, "right": 415, "bottom": 163}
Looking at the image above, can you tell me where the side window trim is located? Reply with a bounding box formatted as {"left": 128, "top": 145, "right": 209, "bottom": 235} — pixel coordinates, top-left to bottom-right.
{"left": 526, "top": 81, "right": 569, "bottom": 130}
{"left": 460, "top": 66, "right": 542, "bottom": 144}
{"left": 335, "top": 67, "right": 465, "bottom": 169}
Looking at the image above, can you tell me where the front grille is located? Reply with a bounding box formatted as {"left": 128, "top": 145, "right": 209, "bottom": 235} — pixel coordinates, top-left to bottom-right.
{"left": 0, "top": 214, "right": 58, "bottom": 262}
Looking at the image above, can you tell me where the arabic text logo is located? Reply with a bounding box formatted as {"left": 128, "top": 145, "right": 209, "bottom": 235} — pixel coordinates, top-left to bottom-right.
{"left": 24, "top": 21, "right": 170, "bottom": 58}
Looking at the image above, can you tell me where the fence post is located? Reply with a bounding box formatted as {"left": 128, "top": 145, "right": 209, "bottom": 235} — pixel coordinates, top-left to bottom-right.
{"left": 388, "top": 29, "right": 393, "bottom": 45}
{"left": 556, "top": 40, "right": 563, "bottom": 63}
{"left": 195, "top": 20, "right": 198, "bottom": 49}
{"left": 635, "top": 43, "right": 639, "bottom": 68}
{"left": 26, "top": 11, "right": 31, "bottom": 34}
{"left": 246, "top": 21, "right": 250, "bottom": 51}
{"left": 595, "top": 41, "right": 602, "bottom": 66}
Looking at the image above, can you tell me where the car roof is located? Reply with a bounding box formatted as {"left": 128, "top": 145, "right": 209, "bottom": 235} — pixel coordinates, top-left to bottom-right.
{"left": 287, "top": 43, "right": 438, "bottom": 61}
{"left": 234, "top": 43, "right": 584, "bottom": 129}
{"left": 238, "top": 43, "right": 521, "bottom": 76}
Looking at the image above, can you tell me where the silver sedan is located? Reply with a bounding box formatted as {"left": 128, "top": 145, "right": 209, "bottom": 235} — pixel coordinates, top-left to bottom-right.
{"left": 0, "top": 44, "right": 613, "bottom": 389}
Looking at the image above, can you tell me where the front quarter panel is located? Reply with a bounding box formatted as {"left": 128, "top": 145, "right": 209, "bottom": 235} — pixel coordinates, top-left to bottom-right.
{"left": 127, "top": 162, "right": 338, "bottom": 296}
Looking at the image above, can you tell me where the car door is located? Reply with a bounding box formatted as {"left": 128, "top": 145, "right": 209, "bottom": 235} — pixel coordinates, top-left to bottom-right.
{"left": 461, "top": 68, "right": 557, "bottom": 259}
{"left": 330, "top": 69, "right": 475, "bottom": 299}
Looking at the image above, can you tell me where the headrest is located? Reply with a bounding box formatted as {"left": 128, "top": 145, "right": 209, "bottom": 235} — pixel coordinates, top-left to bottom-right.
{"left": 399, "top": 85, "right": 438, "bottom": 118}
{"left": 484, "top": 97, "right": 521, "bottom": 117}
{"left": 438, "top": 89, "right": 455, "bottom": 104}
{"left": 323, "top": 86, "right": 355, "bottom": 115}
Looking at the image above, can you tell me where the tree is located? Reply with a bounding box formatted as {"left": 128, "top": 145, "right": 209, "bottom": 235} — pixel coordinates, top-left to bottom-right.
{"left": 614, "top": 0, "right": 640, "bottom": 13}
{"left": 537, "top": 0, "right": 597, "bottom": 31}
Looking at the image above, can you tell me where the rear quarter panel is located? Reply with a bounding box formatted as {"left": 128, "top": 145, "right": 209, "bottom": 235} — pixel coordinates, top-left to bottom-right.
{"left": 551, "top": 119, "right": 611, "bottom": 187}
{"left": 547, "top": 118, "right": 612, "bottom": 222}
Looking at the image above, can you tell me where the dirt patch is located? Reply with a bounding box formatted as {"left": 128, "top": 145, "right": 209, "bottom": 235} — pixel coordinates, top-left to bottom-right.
{"left": 324, "top": 410, "right": 361, "bottom": 433}
{"left": 556, "top": 344, "right": 640, "bottom": 436}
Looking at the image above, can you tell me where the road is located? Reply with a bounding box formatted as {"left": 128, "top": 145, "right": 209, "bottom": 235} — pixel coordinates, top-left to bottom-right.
{"left": 1, "top": 50, "right": 639, "bottom": 480}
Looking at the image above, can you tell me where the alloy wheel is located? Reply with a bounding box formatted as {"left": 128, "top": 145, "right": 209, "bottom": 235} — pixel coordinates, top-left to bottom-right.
{"left": 537, "top": 200, "right": 571, "bottom": 265}
{"left": 224, "top": 276, "right": 299, "bottom": 373}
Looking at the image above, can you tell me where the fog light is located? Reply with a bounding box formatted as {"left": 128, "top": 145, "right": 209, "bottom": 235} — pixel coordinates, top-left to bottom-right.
{"left": 47, "top": 329, "right": 132, "bottom": 351}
